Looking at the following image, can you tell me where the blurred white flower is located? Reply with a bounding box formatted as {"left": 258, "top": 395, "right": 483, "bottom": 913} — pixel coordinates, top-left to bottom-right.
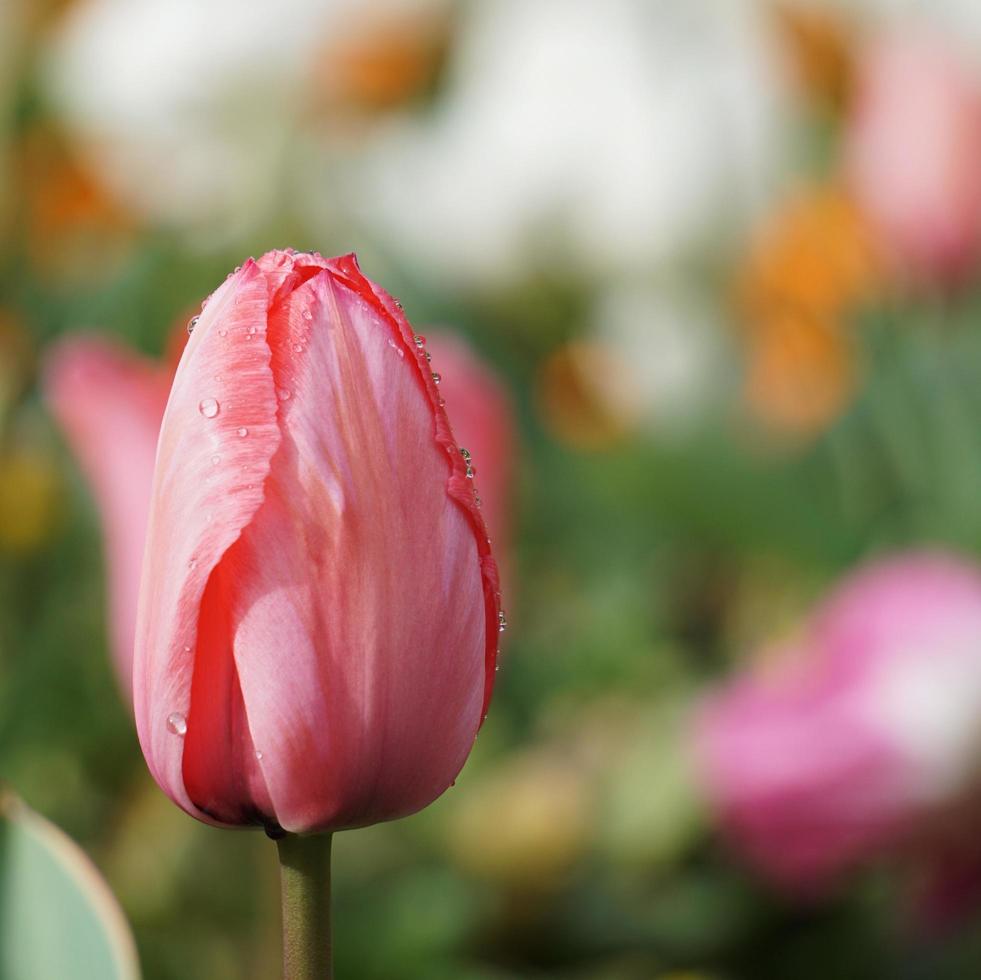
{"left": 807, "top": 0, "right": 981, "bottom": 42}
{"left": 354, "top": 0, "right": 785, "bottom": 287}
{"left": 42, "top": 0, "right": 446, "bottom": 243}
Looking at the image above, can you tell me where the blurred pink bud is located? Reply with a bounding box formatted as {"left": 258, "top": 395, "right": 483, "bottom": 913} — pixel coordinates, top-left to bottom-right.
{"left": 845, "top": 32, "right": 981, "bottom": 285}
{"left": 43, "top": 335, "right": 170, "bottom": 697}
{"left": 696, "top": 552, "right": 981, "bottom": 890}
{"left": 134, "top": 250, "right": 502, "bottom": 835}
{"left": 425, "top": 332, "right": 515, "bottom": 576}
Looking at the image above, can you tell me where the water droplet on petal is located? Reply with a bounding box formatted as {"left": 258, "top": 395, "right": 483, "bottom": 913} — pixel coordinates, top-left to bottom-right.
{"left": 218, "top": 328, "right": 228, "bottom": 337}
{"left": 278, "top": 388, "right": 292, "bottom": 401}
{"left": 498, "top": 610, "right": 508, "bottom": 633}
{"left": 238, "top": 427, "right": 249, "bottom": 437}
{"left": 255, "top": 750, "right": 264, "bottom": 761}
{"left": 387, "top": 338, "right": 404, "bottom": 358}
{"left": 187, "top": 315, "right": 199, "bottom": 335}
{"left": 293, "top": 343, "right": 304, "bottom": 353}
{"left": 199, "top": 398, "right": 220, "bottom": 418}
{"left": 431, "top": 372, "right": 441, "bottom": 385}
{"left": 167, "top": 712, "right": 187, "bottom": 736}
{"left": 211, "top": 454, "right": 221, "bottom": 465}
{"left": 302, "top": 309, "right": 313, "bottom": 322}
{"left": 183, "top": 644, "right": 191, "bottom": 653}
{"left": 414, "top": 334, "right": 426, "bottom": 348}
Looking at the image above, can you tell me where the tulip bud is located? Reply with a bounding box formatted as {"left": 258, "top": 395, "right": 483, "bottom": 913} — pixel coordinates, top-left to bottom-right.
{"left": 134, "top": 250, "right": 502, "bottom": 836}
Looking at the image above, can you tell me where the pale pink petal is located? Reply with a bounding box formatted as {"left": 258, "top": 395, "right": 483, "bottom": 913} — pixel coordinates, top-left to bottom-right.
{"left": 43, "top": 336, "right": 170, "bottom": 698}
{"left": 134, "top": 261, "right": 281, "bottom": 825}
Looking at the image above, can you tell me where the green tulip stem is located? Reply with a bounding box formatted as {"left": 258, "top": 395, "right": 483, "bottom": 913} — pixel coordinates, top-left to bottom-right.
{"left": 277, "top": 833, "right": 334, "bottom": 980}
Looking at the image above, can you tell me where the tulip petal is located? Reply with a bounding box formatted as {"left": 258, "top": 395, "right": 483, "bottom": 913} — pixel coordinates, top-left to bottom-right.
{"left": 43, "top": 336, "right": 170, "bottom": 698}
{"left": 224, "top": 262, "right": 491, "bottom": 831}
{"left": 134, "top": 261, "right": 281, "bottom": 824}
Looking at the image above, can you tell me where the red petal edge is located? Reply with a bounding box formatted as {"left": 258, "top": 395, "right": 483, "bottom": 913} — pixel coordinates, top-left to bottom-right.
{"left": 322, "top": 254, "right": 503, "bottom": 720}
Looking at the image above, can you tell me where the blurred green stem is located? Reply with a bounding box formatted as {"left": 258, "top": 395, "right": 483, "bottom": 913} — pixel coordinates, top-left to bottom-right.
{"left": 277, "top": 833, "right": 333, "bottom": 980}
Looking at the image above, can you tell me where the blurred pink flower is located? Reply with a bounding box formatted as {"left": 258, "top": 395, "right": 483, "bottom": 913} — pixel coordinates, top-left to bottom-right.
{"left": 43, "top": 335, "right": 170, "bottom": 697}
{"left": 697, "top": 552, "right": 981, "bottom": 891}
{"left": 845, "top": 32, "right": 981, "bottom": 285}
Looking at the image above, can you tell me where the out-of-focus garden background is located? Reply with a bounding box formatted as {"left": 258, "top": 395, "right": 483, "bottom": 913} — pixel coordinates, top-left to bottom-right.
{"left": 7, "top": 0, "right": 981, "bottom": 977}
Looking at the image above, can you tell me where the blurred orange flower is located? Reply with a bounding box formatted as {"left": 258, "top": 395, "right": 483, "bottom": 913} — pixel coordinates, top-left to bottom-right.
{"left": 737, "top": 185, "right": 879, "bottom": 438}
{"left": 738, "top": 185, "right": 880, "bottom": 323}
{"left": 745, "top": 311, "right": 854, "bottom": 439}
{"left": 17, "top": 126, "right": 134, "bottom": 284}
{"left": 770, "top": 0, "right": 854, "bottom": 112}
{"left": 312, "top": 7, "right": 451, "bottom": 115}
{"left": 536, "top": 340, "right": 641, "bottom": 451}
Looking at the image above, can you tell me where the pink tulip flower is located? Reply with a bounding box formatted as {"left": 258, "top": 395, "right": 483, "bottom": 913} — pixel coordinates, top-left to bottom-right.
{"left": 424, "top": 332, "right": 514, "bottom": 573}
{"left": 134, "top": 250, "right": 502, "bottom": 835}
{"left": 845, "top": 32, "right": 981, "bottom": 285}
{"left": 696, "top": 552, "right": 981, "bottom": 891}
{"left": 43, "top": 335, "right": 170, "bottom": 696}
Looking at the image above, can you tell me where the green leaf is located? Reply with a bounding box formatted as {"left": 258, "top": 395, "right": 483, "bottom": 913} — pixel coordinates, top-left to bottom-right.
{"left": 0, "top": 791, "right": 140, "bottom": 979}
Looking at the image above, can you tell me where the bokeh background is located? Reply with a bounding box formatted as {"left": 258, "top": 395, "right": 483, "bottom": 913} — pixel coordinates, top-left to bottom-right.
{"left": 6, "top": 0, "right": 981, "bottom": 977}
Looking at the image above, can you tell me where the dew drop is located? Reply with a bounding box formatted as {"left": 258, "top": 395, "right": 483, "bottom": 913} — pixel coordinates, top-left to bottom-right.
{"left": 255, "top": 750, "right": 264, "bottom": 761}
{"left": 293, "top": 343, "right": 304, "bottom": 353}
{"left": 183, "top": 645, "right": 191, "bottom": 653}
{"left": 387, "top": 338, "right": 404, "bottom": 358}
{"left": 199, "top": 398, "right": 220, "bottom": 418}
{"left": 278, "top": 388, "right": 292, "bottom": 401}
{"left": 167, "top": 712, "right": 187, "bottom": 736}
{"left": 187, "top": 315, "right": 199, "bottom": 335}
{"left": 498, "top": 610, "right": 508, "bottom": 633}
{"left": 437, "top": 396, "right": 445, "bottom": 407}
{"left": 302, "top": 309, "right": 313, "bottom": 321}
{"left": 413, "top": 334, "right": 426, "bottom": 348}
{"left": 188, "top": 558, "right": 198, "bottom": 570}
{"left": 211, "top": 454, "right": 221, "bottom": 465}
{"left": 395, "top": 299, "right": 404, "bottom": 311}
{"left": 218, "top": 328, "right": 228, "bottom": 337}
{"left": 424, "top": 351, "right": 432, "bottom": 362}
{"left": 248, "top": 325, "right": 258, "bottom": 336}
{"left": 238, "top": 427, "right": 249, "bottom": 437}
{"left": 431, "top": 372, "right": 441, "bottom": 385}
